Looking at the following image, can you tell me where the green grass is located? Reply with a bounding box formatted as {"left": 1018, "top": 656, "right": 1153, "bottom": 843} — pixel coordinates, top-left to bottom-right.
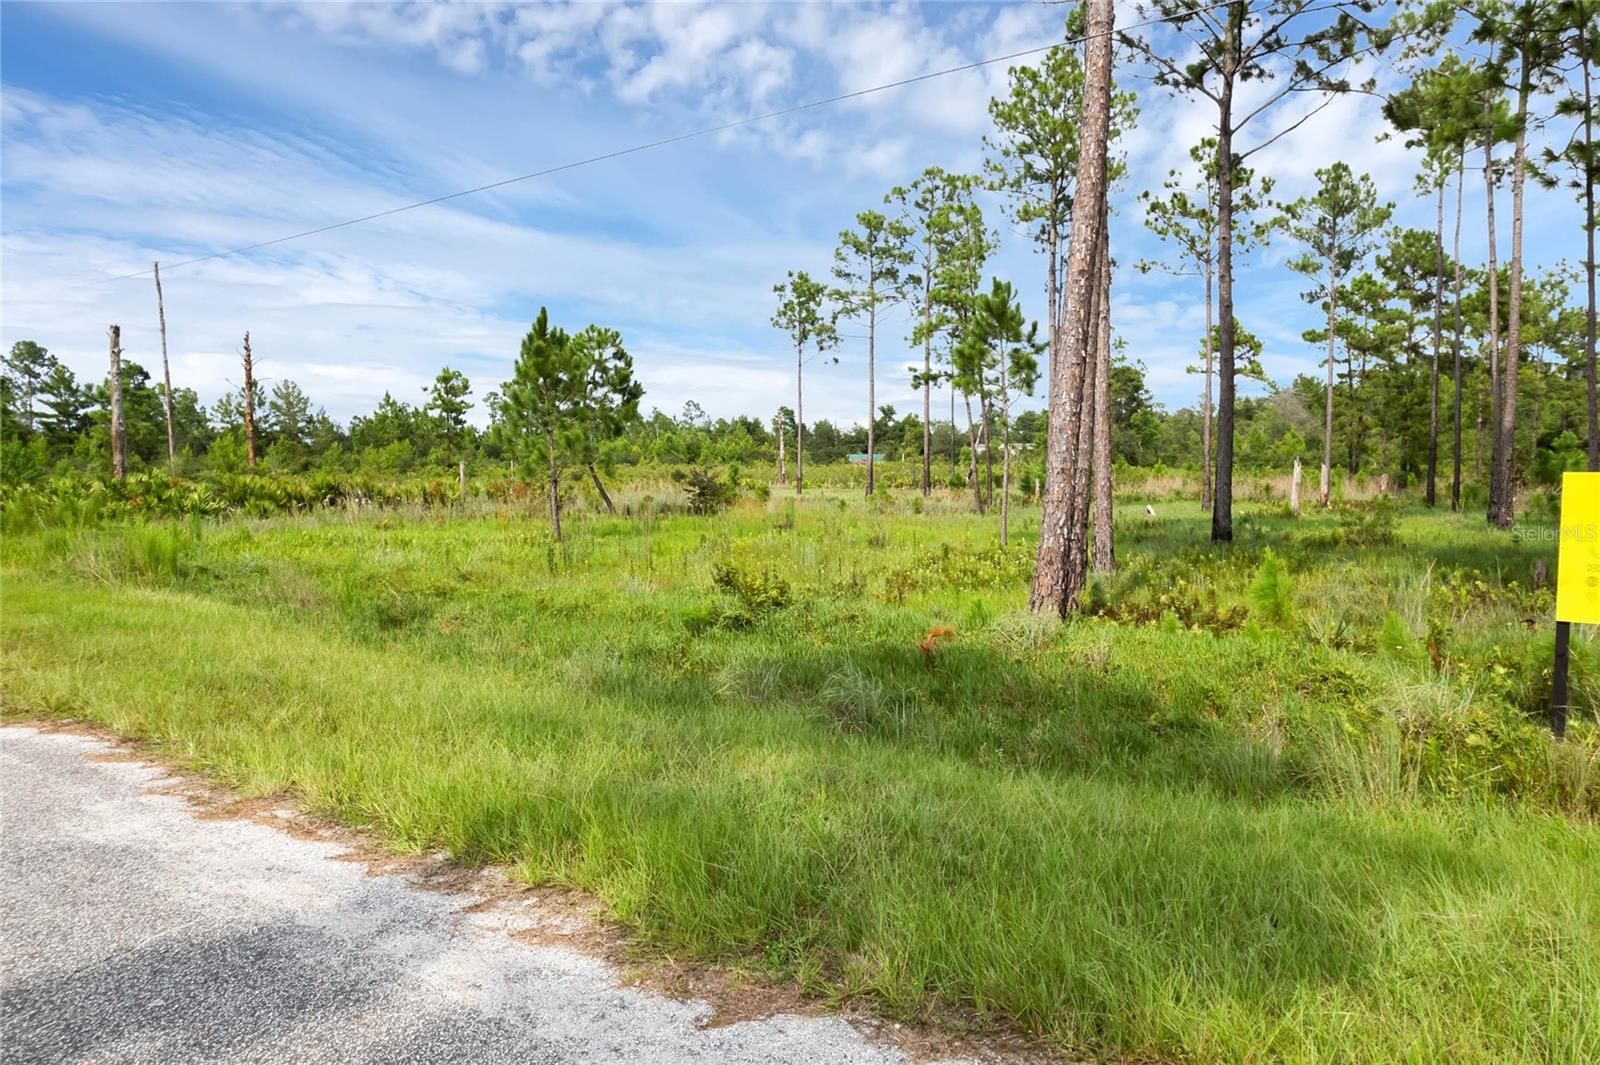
{"left": 3, "top": 485, "right": 1599, "bottom": 1061}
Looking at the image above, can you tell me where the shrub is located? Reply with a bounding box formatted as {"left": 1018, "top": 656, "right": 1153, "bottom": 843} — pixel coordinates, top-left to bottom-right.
{"left": 707, "top": 550, "right": 792, "bottom": 629}
{"left": 679, "top": 466, "right": 736, "bottom": 514}
{"left": 1338, "top": 497, "right": 1400, "bottom": 547}
{"left": 1247, "top": 548, "right": 1294, "bottom": 625}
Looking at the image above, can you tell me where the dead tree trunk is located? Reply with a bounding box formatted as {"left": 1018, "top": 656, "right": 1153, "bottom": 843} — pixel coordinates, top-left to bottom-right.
{"left": 242, "top": 331, "right": 257, "bottom": 472}
{"left": 459, "top": 459, "right": 467, "bottom": 498}
{"left": 1031, "top": 0, "right": 1113, "bottom": 615}
{"left": 1290, "top": 457, "right": 1302, "bottom": 518}
{"left": 588, "top": 463, "right": 616, "bottom": 515}
{"left": 1091, "top": 219, "right": 1114, "bottom": 572}
{"left": 153, "top": 261, "right": 176, "bottom": 471}
{"left": 777, "top": 422, "right": 787, "bottom": 485}
{"left": 108, "top": 325, "right": 126, "bottom": 480}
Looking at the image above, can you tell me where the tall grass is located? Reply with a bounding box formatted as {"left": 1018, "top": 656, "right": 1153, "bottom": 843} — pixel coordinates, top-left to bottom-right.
{"left": 4, "top": 492, "right": 1599, "bottom": 1060}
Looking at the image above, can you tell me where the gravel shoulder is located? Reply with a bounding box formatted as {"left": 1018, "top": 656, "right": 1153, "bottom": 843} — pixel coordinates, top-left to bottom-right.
{"left": 0, "top": 724, "right": 992, "bottom": 1064}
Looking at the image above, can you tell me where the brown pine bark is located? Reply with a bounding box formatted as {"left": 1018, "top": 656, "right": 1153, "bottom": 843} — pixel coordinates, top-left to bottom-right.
{"left": 1201, "top": 254, "right": 1214, "bottom": 511}
{"left": 242, "top": 331, "right": 257, "bottom": 472}
{"left": 546, "top": 429, "right": 562, "bottom": 541}
{"left": 1583, "top": 17, "right": 1598, "bottom": 472}
{"left": 1091, "top": 217, "right": 1114, "bottom": 572}
{"left": 108, "top": 325, "right": 125, "bottom": 480}
{"left": 1211, "top": 5, "right": 1240, "bottom": 543}
{"left": 1321, "top": 263, "right": 1339, "bottom": 507}
{"left": 1068, "top": 277, "right": 1100, "bottom": 586}
{"left": 153, "top": 261, "right": 176, "bottom": 471}
{"left": 1452, "top": 148, "right": 1466, "bottom": 508}
{"left": 921, "top": 251, "right": 934, "bottom": 498}
{"left": 964, "top": 391, "right": 984, "bottom": 514}
{"left": 1427, "top": 178, "right": 1444, "bottom": 507}
{"left": 795, "top": 343, "right": 805, "bottom": 495}
{"left": 866, "top": 298, "right": 877, "bottom": 497}
{"left": 1031, "top": 0, "right": 1112, "bottom": 615}
{"left": 1491, "top": 52, "right": 1532, "bottom": 528}
{"left": 1483, "top": 126, "right": 1503, "bottom": 518}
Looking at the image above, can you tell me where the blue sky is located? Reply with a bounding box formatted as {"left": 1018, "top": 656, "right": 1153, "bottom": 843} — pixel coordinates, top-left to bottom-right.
{"left": 0, "top": 1, "right": 1584, "bottom": 428}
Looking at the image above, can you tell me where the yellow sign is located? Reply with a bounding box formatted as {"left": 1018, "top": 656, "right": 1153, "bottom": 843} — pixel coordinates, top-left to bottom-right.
{"left": 1556, "top": 471, "right": 1600, "bottom": 623}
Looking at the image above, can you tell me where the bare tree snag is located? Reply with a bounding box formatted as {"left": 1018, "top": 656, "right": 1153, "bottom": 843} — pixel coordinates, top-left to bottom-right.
{"left": 242, "top": 331, "right": 257, "bottom": 472}
{"left": 777, "top": 421, "right": 787, "bottom": 485}
{"left": 153, "top": 261, "right": 176, "bottom": 471}
{"left": 1290, "top": 457, "right": 1301, "bottom": 518}
{"left": 108, "top": 325, "right": 126, "bottom": 480}
{"left": 588, "top": 463, "right": 616, "bottom": 515}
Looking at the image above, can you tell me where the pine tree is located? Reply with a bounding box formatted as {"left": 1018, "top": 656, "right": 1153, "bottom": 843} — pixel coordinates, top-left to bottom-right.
{"left": 494, "top": 308, "right": 586, "bottom": 541}
{"left": 1121, "top": 0, "right": 1390, "bottom": 541}
{"left": 771, "top": 272, "right": 838, "bottom": 495}
{"left": 1280, "top": 163, "right": 1393, "bottom": 505}
{"left": 833, "top": 209, "right": 913, "bottom": 496}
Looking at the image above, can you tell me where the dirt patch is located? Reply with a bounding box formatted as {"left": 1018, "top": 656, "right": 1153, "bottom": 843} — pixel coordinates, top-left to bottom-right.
{"left": 2, "top": 717, "right": 1062, "bottom": 1064}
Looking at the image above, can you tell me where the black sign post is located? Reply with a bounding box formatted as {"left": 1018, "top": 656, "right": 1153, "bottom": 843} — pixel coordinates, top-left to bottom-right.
{"left": 1552, "top": 620, "right": 1571, "bottom": 740}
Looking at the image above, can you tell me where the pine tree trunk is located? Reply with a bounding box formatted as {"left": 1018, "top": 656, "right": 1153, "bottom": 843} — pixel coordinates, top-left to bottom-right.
{"left": 1584, "top": 20, "right": 1598, "bottom": 473}
{"left": 547, "top": 431, "right": 562, "bottom": 541}
{"left": 867, "top": 297, "right": 877, "bottom": 497}
{"left": 777, "top": 423, "right": 787, "bottom": 485}
{"left": 922, "top": 254, "right": 933, "bottom": 497}
{"left": 1484, "top": 125, "right": 1503, "bottom": 518}
{"left": 1032, "top": 0, "right": 1113, "bottom": 614}
{"left": 1000, "top": 385, "right": 1013, "bottom": 547}
{"left": 108, "top": 325, "right": 125, "bottom": 480}
{"left": 1211, "top": 4, "right": 1240, "bottom": 543}
{"left": 965, "top": 391, "right": 984, "bottom": 514}
{"left": 972, "top": 393, "right": 985, "bottom": 505}
{"left": 1491, "top": 56, "right": 1531, "bottom": 529}
{"left": 1092, "top": 220, "right": 1114, "bottom": 572}
{"left": 1321, "top": 263, "right": 1338, "bottom": 506}
{"left": 795, "top": 343, "right": 805, "bottom": 496}
{"left": 1201, "top": 255, "right": 1214, "bottom": 511}
{"left": 1427, "top": 177, "right": 1444, "bottom": 507}
{"left": 242, "top": 331, "right": 257, "bottom": 472}
{"left": 950, "top": 385, "right": 957, "bottom": 480}
{"left": 589, "top": 463, "right": 615, "bottom": 515}
{"left": 153, "top": 261, "right": 176, "bottom": 471}
{"left": 1069, "top": 268, "right": 1101, "bottom": 586}
{"left": 1452, "top": 148, "right": 1467, "bottom": 508}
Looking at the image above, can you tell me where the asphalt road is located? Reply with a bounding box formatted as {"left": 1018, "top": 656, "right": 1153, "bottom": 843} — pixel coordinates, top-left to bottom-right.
{"left": 1, "top": 726, "right": 974, "bottom": 1064}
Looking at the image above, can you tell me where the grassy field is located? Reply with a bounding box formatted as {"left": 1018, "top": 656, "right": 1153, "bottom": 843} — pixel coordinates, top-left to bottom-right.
{"left": 3, "top": 477, "right": 1598, "bottom": 1061}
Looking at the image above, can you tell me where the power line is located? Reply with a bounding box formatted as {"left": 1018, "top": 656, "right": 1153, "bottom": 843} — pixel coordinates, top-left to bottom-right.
{"left": 107, "top": 0, "right": 1248, "bottom": 283}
